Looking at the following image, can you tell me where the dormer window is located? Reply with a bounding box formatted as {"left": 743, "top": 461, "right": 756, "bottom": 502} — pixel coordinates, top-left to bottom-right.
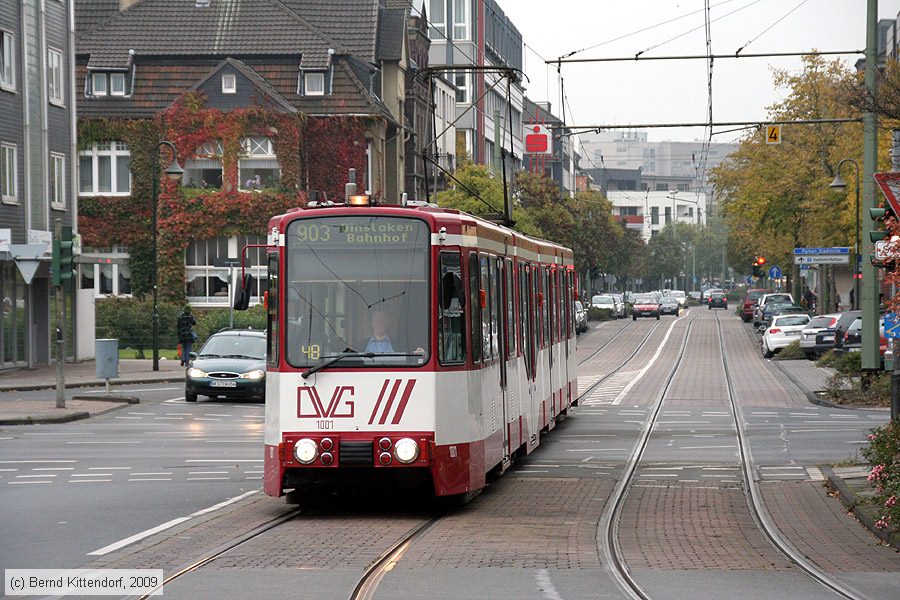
{"left": 222, "top": 73, "right": 236, "bottom": 94}
{"left": 304, "top": 72, "right": 324, "bottom": 96}
{"left": 89, "top": 71, "right": 129, "bottom": 97}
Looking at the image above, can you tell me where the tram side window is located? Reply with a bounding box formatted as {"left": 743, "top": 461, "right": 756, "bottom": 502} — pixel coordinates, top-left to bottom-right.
{"left": 266, "top": 253, "right": 279, "bottom": 366}
{"left": 480, "top": 255, "right": 493, "bottom": 360}
{"left": 468, "top": 252, "right": 482, "bottom": 362}
{"left": 519, "top": 264, "right": 532, "bottom": 377}
{"left": 491, "top": 257, "right": 502, "bottom": 358}
{"left": 438, "top": 252, "right": 466, "bottom": 364}
{"left": 506, "top": 259, "right": 515, "bottom": 358}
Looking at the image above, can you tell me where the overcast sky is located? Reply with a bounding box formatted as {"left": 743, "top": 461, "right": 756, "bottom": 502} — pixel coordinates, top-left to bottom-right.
{"left": 494, "top": 0, "right": 900, "bottom": 145}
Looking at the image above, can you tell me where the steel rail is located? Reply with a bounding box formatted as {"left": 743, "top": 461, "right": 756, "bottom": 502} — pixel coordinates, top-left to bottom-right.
{"left": 714, "top": 311, "right": 869, "bottom": 600}
{"left": 577, "top": 319, "right": 636, "bottom": 366}
{"left": 575, "top": 319, "right": 664, "bottom": 403}
{"left": 133, "top": 508, "right": 304, "bottom": 600}
{"left": 596, "top": 312, "right": 699, "bottom": 599}
{"left": 348, "top": 513, "right": 446, "bottom": 600}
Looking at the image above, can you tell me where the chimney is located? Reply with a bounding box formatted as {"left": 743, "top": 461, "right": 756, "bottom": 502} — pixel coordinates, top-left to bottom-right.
{"left": 119, "top": 0, "right": 140, "bottom": 11}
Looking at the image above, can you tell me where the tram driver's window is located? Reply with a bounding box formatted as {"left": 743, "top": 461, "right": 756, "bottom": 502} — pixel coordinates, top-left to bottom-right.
{"left": 438, "top": 252, "right": 465, "bottom": 364}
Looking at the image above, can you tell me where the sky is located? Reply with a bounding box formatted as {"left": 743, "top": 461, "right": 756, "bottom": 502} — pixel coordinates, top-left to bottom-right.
{"left": 491, "top": 0, "right": 900, "bottom": 145}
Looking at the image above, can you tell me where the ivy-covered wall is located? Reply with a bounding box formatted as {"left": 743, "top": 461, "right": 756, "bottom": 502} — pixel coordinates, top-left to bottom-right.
{"left": 78, "top": 92, "right": 371, "bottom": 302}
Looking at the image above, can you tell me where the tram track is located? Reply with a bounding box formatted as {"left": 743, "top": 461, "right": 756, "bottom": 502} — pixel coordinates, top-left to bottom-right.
{"left": 577, "top": 318, "right": 637, "bottom": 366}
{"left": 596, "top": 310, "right": 869, "bottom": 600}
{"left": 575, "top": 319, "right": 664, "bottom": 404}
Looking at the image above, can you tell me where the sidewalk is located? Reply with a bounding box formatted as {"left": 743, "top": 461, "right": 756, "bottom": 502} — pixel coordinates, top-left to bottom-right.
{"left": 0, "top": 359, "right": 185, "bottom": 425}
{"left": 0, "top": 358, "right": 185, "bottom": 392}
{"left": 823, "top": 466, "right": 900, "bottom": 550}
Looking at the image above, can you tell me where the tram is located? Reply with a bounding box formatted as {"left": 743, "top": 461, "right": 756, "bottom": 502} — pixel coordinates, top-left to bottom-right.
{"left": 236, "top": 195, "right": 577, "bottom": 498}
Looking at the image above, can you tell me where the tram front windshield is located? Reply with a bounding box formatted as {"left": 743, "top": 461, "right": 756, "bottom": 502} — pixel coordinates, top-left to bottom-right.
{"left": 284, "top": 215, "right": 430, "bottom": 368}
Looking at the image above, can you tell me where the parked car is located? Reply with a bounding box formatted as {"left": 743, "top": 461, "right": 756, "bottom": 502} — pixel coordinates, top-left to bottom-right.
{"left": 762, "top": 313, "right": 811, "bottom": 358}
{"left": 669, "top": 290, "right": 687, "bottom": 307}
{"left": 591, "top": 294, "right": 618, "bottom": 318}
{"left": 185, "top": 329, "right": 267, "bottom": 403}
{"left": 574, "top": 301, "right": 588, "bottom": 333}
{"left": 839, "top": 316, "right": 887, "bottom": 360}
{"left": 799, "top": 313, "right": 840, "bottom": 359}
{"left": 707, "top": 292, "right": 728, "bottom": 309}
{"left": 753, "top": 293, "right": 795, "bottom": 327}
{"left": 758, "top": 302, "right": 805, "bottom": 330}
{"left": 831, "top": 310, "right": 862, "bottom": 353}
{"left": 660, "top": 296, "right": 680, "bottom": 315}
{"left": 609, "top": 293, "right": 627, "bottom": 318}
{"left": 689, "top": 291, "right": 702, "bottom": 302}
{"left": 741, "top": 288, "right": 773, "bottom": 323}
{"left": 632, "top": 294, "right": 661, "bottom": 320}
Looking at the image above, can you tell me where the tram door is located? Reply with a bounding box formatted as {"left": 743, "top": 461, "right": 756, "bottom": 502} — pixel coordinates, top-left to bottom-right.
{"left": 496, "top": 257, "right": 509, "bottom": 463}
{"left": 545, "top": 266, "right": 556, "bottom": 422}
{"left": 520, "top": 262, "right": 537, "bottom": 445}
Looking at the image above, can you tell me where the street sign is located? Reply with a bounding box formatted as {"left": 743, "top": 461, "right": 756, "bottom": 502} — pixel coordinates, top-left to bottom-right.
{"left": 744, "top": 276, "right": 753, "bottom": 285}
{"left": 768, "top": 265, "right": 782, "bottom": 279}
{"left": 875, "top": 239, "right": 900, "bottom": 262}
{"left": 213, "top": 257, "right": 242, "bottom": 268}
{"left": 874, "top": 172, "right": 900, "bottom": 216}
{"left": 793, "top": 247, "right": 850, "bottom": 255}
{"left": 765, "top": 124, "right": 781, "bottom": 145}
{"left": 793, "top": 254, "right": 849, "bottom": 265}
{"left": 885, "top": 313, "right": 900, "bottom": 339}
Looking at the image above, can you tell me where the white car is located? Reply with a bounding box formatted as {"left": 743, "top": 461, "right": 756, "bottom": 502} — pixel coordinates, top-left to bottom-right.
{"left": 762, "top": 313, "right": 811, "bottom": 358}
{"left": 669, "top": 290, "right": 687, "bottom": 307}
{"left": 591, "top": 294, "right": 618, "bottom": 318}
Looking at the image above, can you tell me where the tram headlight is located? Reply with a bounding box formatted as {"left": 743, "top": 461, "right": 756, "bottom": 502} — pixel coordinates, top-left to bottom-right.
{"left": 186, "top": 367, "right": 207, "bottom": 379}
{"left": 294, "top": 439, "right": 319, "bottom": 464}
{"left": 240, "top": 369, "right": 265, "bottom": 380}
{"left": 393, "top": 438, "right": 419, "bottom": 464}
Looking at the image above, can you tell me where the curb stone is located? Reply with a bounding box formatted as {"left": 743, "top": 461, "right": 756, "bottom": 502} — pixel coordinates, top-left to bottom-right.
{"left": 0, "top": 376, "right": 184, "bottom": 393}
{"left": 821, "top": 466, "right": 899, "bottom": 550}
{"left": 70, "top": 395, "right": 141, "bottom": 404}
{"left": 0, "top": 411, "right": 90, "bottom": 425}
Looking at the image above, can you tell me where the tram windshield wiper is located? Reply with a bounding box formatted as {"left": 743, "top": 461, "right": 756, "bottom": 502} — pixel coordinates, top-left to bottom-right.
{"left": 301, "top": 351, "right": 425, "bottom": 379}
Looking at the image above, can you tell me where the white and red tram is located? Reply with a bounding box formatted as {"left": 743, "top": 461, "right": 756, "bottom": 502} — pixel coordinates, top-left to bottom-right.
{"left": 254, "top": 200, "right": 577, "bottom": 498}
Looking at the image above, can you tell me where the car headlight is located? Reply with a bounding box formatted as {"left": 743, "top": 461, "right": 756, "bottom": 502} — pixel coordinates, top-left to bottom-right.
{"left": 187, "top": 367, "right": 207, "bottom": 378}
{"left": 393, "top": 438, "right": 419, "bottom": 464}
{"left": 240, "top": 369, "right": 265, "bottom": 380}
{"left": 294, "top": 439, "right": 318, "bottom": 464}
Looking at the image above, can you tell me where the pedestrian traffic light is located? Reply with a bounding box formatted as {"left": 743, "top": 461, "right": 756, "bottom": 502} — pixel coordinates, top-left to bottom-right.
{"left": 869, "top": 206, "right": 895, "bottom": 243}
{"left": 51, "top": 226, "right": 75, "bottom": 287}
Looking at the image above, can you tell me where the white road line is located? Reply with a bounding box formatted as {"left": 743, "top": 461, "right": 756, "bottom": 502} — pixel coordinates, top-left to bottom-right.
{"left": 71, "top": 473, "right": 113, "bottom": 477}
{"left": 193, "top": 418, "right": 221, "bottom": 421}
{"left": 188, "top": 471, "right": 229, "bottom": 475}
{"left": 678, "top": 445, "right": 737, "bottom": 450}
{"left": 115, "top": 416, "right": 142, "bottom": 420}
{"left": 185, "top": 459, "right": 263, "bottom": 463}
{"left": 66, "top": 441, "right": 142, "bottom": 445}
{"left": 760, "top": 466, "right": 804, "bottom": 470}
{"left": 204, "top": 413, "right": 231, "bottom": 417}
{"left": 0, "top": 460, "right": 77, "bottom": 464}
{"left": 8, "top": 480, "right": 52, "bottom": 485}
{"left": 535, "top": 569, "right": 564, "bottom": 600}
{"left": 130, "top": 472, "right": 172, "bottom": 476}
{"left": 88, "top": 491, "right": 258, "bottom": 556}
{"left": 186, "top": 477, "right": 231, "bottom": 481}
{"left": 790, "top": 428, "right": 863, "bottom": 433}
{"left": 71, "top": 479, "right": 112, "bottom": 483}
{"left": 33, "top": 468, "right": 75, "bottom": 473}
{"left": 129, "top": 478, "right": 172, "bottom": 482}
{"left": 612, "top": 315, "right": 685, "bottom": 405}
{"left": 127, "top": 412, "right": 155, "bottom": 416}
{"left": 0, "top": 468, "right": 18, "bottom": 472}
{"left": 806, "top": 467, "right": 825, "bottom": 481}
{"left": 16, "top": 474, "right": 57, "bottom": 478}
{"left": 154, "top": 417, "right": 183, "bottom": 420}
{"left": 89, "top": 466, "right": 131, "bottom": 470}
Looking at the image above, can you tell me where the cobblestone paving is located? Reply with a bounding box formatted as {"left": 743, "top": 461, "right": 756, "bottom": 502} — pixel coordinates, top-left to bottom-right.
{"left": 615, "top": 314, "right": 693, "bottom": 408}
{"left": 761, "top": 481, "right": 900, "bottom": 572}
{"left": 719, "top": 314, "right": 808, "bottom": 408}
{"left": 773, "top": 360, "right": 837, "bottom": 394}
{"left": 401, "top": 477, "right": 611, "bottom": 570}
{"left": 619, "top": 481, "right": 793, "bottom": 570}
{"left": 665, "top": 316, "right": 728, "bottom": 408}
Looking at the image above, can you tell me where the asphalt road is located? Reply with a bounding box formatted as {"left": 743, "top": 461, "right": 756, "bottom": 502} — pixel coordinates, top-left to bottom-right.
{"left": 1, "top": 311, "right": 897, "bottom": 600}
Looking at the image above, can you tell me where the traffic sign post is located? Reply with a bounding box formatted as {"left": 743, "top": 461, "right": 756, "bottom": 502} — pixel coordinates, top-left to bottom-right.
{"left": 884, "top": 313, "right": 900, "bottom": 339}
{"left": 768, "top": 265, "right": 782, "bottom": 279}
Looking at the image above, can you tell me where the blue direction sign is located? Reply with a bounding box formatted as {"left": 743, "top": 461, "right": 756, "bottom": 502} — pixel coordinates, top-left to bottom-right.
{"left": 793, "top": 247, "right": 850, "bottom": 255}
{"left": 768, "top": 265, "right": 782, "bottom": 279}
{"left": 885, "top": 313, "right": 900, "bottom": 339}
{"left": 745, "top": 276, "right": 753, "bottom": 285}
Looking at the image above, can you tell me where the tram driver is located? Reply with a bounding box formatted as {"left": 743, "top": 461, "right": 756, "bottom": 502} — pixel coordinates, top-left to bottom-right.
{"left": 363, "top": 309, "right": 425, "bottom": 358}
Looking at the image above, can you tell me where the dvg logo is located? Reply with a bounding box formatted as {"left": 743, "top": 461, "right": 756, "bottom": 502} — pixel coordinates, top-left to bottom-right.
{"left": 296, "top": 379, "right": 417, "bottom": 424}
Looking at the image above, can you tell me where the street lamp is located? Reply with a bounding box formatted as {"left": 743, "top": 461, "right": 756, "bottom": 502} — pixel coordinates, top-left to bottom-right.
{"left": 830, "top": 158, "right": 860, "bottom": 310}
{"left": 151, "top": 141, "right": 184, "bottom": 371}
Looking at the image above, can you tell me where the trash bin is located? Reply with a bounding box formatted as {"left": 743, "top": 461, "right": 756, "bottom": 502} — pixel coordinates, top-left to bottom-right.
{"left": 95, "top": 339, "right": 119, "bottom": 380}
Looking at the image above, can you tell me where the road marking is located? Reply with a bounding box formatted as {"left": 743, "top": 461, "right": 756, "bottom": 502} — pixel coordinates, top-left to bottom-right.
{"left": 71, "top": 473, "right": 113, "bottom": 477}
{"left": 187, "top": 477, "right": 230, "bottom": 480}
{"left": 33, "top": 467, "right": 74, "bottom": 471}
{"left": 0, "top": 468, "right": 18, "bottom": 472}
{"left": 8, "top": 480, "right": 52, "bottom": 485}
{"left": 130, "top": 472, "right": 173, "bottom": 476}
{"left": 185, "top": 459, "right": 263, "bottom": 463}
{"left": 806, "top": 467, "right": 825, "bottom": 481}
{"left": 154, "top": 417, "right": 183, "bottom": 420}
{"left": 535, "top": 569, "right": 564, "bottom": 600}
{"left": 71, "top": 479, "right": 112, "bottom": 483}
{"left": 87, "top": 490, "right": 258, "bottom": 556}
{"left": 66, "top": 441, "right": 142, "bottom": 445}
{"left": 16, "top": 474, "right": 57, "bottom": 478}
{"left": 115, "top": 416, "right": 142, "bottom": 419}
{"left": 127, "top": 412, "right": 155, "bottom": 416}
{"left": 188, "top": 471, "right": 229, "bottom": 475}
{"left": 679, "top": 445, "right": 737, "bottom": 450}
{"left": 89, "top": 466, "right": 131, "bottom": 470}
{"left": 194, "top": 418, "right": 221, "bottom": 421}
{"left": 204, "top": 413, "right": 231, "bottom": 417}
{"left": 612, "top": 315, "right": 685, "bottom": 405}
{"left": 129, "top": 478, "right": 172, "bottom": 482}
{"left": 790, "top": 428, "right": 863, "bottom": 433}
{"left": 0, "top": 460, "right": 77, "bottom": 464}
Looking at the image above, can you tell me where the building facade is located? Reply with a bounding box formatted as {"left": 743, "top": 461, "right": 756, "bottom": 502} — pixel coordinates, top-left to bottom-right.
{"left": 73, "top": 0, "right": 413, "bottom": 332}
{"left": 523, "top": 99, "right": 576, "bottom": 197}
{"left": 427, "top": 0, "right": 524, "bottom": 173}
{"left": 0, "top": 0, "right": 78, "bottom": 367}
{"left": 607, "top": 190, "right": 708, "bottom": 242}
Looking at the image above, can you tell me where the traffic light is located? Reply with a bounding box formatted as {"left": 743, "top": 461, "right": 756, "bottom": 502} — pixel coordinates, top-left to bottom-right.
{"left": 51, "top": 226, "right": 75, "bottom": 287}
{"left": 752, "top": 258, "right": 761, "bottom": 278}
{"left": 869, "top": 205, "right": 894, "bottom": 243}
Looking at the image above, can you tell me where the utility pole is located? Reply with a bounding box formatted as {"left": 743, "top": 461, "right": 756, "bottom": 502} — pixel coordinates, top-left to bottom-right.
{"left": 862, "top": 0, "right": 880, "bottom": 372}
{"left": 53, "top": 218, "right": 65, "bottom": 409}
{"left": 892, "top": 129, "right": 900, "bottom": 421}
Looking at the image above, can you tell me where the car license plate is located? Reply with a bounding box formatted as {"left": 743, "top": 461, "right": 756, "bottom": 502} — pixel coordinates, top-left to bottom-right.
{"left": 849, "top": 347, "right": 861, "bottom": 353}
{"left": 210, "top": 380, "right": 237, "bottom": 388}
{"left": 822, "top": 336, "right": 834, "bottom": 342}
{"left": 786, "top": 331, "right": 800, "bottom": 336}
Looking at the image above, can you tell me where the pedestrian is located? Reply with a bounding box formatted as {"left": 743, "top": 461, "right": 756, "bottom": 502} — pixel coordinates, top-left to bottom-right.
{"left": 177, "top": 305, "right": 197, "bottom": 366}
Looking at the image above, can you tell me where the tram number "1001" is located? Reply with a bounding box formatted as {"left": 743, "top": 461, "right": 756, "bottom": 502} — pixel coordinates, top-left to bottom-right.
{"left": 316, "top": 420, "right": 334, "bottom": 430}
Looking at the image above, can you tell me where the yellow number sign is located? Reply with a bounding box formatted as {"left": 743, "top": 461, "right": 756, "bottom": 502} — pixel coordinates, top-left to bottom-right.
{"left": 765, "top": 125, "right": 781, "bottom": 145}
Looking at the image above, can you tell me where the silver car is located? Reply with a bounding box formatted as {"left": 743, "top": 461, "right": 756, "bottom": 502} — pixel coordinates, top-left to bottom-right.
{"left": 609, "top": 293, "right": 627, "bottom": 318}
{"left": 574, "top": 301, "right": 588, "bottom": 333}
